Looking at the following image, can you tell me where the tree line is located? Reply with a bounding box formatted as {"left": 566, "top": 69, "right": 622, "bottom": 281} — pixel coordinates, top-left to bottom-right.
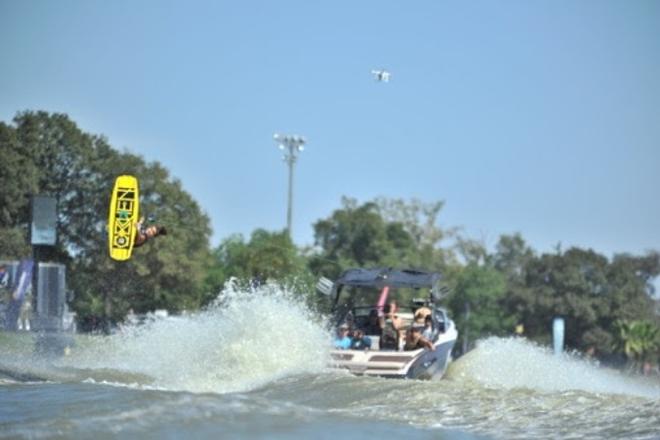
{"left": 1, "top": 111, "right": 659, "bottom": 370}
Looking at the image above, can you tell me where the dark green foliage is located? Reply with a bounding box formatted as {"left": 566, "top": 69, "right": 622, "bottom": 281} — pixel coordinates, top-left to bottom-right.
{"left": 0, "top": 111, "right": 212, "bottom": 331}
{"left": 205, "top": 229, "right": 318, "bottom": 309}
{"left": 207, "top": 229, "right": 310, "bottom": 288}
{"left": 447, "top": 262, "right": 512, "bottom": 352}
{"left": 375, "top": 197, "right": 458, "bottom": 272}
{"left": 509, "top": 248, "right": 659, "bottom": 357}
{"left": 308, "top": 197, "right": 456, "bottom": 280}
{"left": 612, "top": 319, "right": 660, "bottom": 371}
{"left": 310, "top": 198, "right": 397, "bottom": 273}
{"left": 0, "top": 121, "right": 38, "bottom": 228}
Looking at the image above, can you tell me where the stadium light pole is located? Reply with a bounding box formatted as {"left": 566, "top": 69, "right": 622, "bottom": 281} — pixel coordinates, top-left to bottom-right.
{"left": 273, "top": 133, "right": 306, "bottom": 238}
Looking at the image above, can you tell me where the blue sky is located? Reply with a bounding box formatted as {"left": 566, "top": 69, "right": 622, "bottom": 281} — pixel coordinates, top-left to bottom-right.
{"left": 1, "top": 0, "right": 659, "bottom": 259}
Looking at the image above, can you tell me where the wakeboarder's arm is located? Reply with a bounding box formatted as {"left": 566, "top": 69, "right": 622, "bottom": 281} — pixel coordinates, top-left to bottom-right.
{"left": 134, "top": 217, "right": 147, "bottom": 247}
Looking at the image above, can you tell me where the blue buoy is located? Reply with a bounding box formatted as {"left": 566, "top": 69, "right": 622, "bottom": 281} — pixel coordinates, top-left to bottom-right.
{"left": 553, "top": 317, "right": 565, "bottom": 356}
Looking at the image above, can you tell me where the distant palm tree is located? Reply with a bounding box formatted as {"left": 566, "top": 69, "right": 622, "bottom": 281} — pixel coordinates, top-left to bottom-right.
{"left": 612, "top": 319, "right": 660, "bottom": 372}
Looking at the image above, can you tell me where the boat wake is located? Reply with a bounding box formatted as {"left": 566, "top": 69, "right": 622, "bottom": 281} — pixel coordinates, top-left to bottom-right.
{"left": 448, "top": 336, "right": 660, "bottom": 399}
{"left": 2, "top": 286, "right": 659, "bottom": 403}
{"left": 37, "top": 283, "right": 333, "bottom": 393}
{"left": 3, "top": 297, "right": 659, "bottom": 440}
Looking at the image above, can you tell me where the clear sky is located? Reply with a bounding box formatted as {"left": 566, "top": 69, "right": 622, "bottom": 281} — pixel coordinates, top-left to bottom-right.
{"left": 1, "top": 0, "right": 659, "bottom": 258}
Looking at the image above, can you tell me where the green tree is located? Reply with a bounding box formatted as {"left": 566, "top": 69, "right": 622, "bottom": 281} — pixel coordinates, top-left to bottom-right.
{"left": 608, "top": 252, "right": 660, "bottom": 320}
{"left": 447, "top": 262, "right": 511, "bottom": 352}
{"left": 13, "top": 111, "right": 100, "bottom": 261}
{"left": 206, "top": 229, "right": 316, "bottom": 306}
{"left": 208, "top": 229, "right": 310, "bottom": 287}
{"left": 612, "top": 319, "right": 660, "bottom": 372}
{"left": 309, "top": 197, "right": 417, "bottom": 278}
{"left": 309, "top": 196, "right": 458, "bottom": 280}
{"left": 455, "top": 237, "right": 489, "bottom": 266}
{"left": 521, "top": 248, "right": 611, "bottom": 350}
{"left": 492, "top": 233, "right": 536, "bottom": 335}
{"left": 1, "top": 111, "right": 213, "bottom": 331}
{"left": 374, "top": 197, "right": 458, "bottom": 270}
{"left": 515, "top": 247, "right": 658, "bottom": 355}
{"left": 0, "top": 121, "right": 38, "bottom": 259}
{"left": 493, "top": 233, "right": 535, "bottom": 280}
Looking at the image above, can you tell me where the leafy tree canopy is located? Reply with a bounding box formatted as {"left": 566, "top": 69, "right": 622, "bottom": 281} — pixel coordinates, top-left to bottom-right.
{"left": 0, "top": 111, "right": 212, "bottom": 331}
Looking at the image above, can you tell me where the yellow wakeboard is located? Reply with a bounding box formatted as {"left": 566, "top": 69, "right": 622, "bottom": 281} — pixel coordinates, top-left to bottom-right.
{"left": 108, "top": 175, "right": 140, "bottom": 261}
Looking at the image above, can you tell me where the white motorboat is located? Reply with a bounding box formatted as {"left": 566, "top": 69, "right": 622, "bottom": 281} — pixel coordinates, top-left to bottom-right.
{"left": 325, "top": 268, "right": 458, "bottom": 380}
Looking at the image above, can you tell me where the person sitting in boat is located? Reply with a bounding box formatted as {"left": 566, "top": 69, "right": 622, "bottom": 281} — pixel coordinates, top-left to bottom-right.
{"left": 379, "top": 303, "right": 402, "bottom": 350}
{"left": 0, "top": 264, "right": 9, "bottom": 302}
{"left": 414, "top": 306, "right": 432, "bottom": 325}
{"left": 134, "top": 217, "right": 167, "bottom": 248}
{"left": 333, "top": 324, "right": 352, "bottom": 349}
{"left": 422, "top": 315, "right": 434, "bottom": 340}
{"left": 343, "top": 311, "right": 356, "bottom": 330}
{"left": 403, "top": 326, "right": 434, "bottom": 351}
{"left": 350, "top": 329, "right": 372, "bottom": 350}
{"left": 363, "top": 309, "right": 382, "bottom": 336}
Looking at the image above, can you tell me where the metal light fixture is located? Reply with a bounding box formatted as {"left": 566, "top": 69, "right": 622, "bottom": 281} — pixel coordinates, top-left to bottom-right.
{"left": 273, "top": 133, "right": 307, "bottom": 238}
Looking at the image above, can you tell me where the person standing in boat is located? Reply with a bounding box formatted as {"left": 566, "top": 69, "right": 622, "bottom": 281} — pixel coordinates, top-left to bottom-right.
{"left": 380, "top": 301, "right": 403, "bottom": 328}
{"left": 379, "top": 303, "right": 402, "bottom": 350}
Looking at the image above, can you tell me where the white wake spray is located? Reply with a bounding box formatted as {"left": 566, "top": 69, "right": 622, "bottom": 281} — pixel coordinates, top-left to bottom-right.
{"left": 451, "top": 337, "right": 660, "bottom": 399}
{"left": 63, "top": 281, "right": 333, "bottom": 393}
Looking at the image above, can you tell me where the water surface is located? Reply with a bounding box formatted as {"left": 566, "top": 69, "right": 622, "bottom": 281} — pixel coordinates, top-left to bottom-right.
{"left": 1, "top": 286, "right": 658, "bottom": 439}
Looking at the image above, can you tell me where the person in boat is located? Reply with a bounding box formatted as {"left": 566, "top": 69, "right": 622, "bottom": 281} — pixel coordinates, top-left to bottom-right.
{"left": 0, "top": 264, "right": 10, "bottom": 314}
{"left": 414, "top": 306, "right": 432, "bottom": 326}
{"left": 379, "top": 303, "right": 402, "bottom": 350}
{"left": 333, "top": 323, "right": 352, "bottom": 349}
{"left": 343, "top": 311, "right": 356, "bottom": 331}
{"left": 404, "top": 326, "right": 434, "bottom": 351}
{"left": 363, "top": 309, "right": 382, "bottom": 336}
{"left": 134, "top": 217, "right": 167, "bottom": 248}
{"left": 0, "top": 264, "right": 9, "bottom": 300}
{"left": 422, "top": 314, "right": 434, "bottom": 340}
{"left": 380, "top": 301, "right": 403, "bottom": 328}
{"left": 350, "top": 329, "right": 372, "bottom": 350}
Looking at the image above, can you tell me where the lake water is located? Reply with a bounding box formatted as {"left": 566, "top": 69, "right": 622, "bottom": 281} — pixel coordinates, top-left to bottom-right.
{"left": 1, "top": 286, "right": 659, "bottom": 439}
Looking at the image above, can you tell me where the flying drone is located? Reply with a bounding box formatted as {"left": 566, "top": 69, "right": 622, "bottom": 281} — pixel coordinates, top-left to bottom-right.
{"left": 371, "top": 69, "right": 391, "bottom": 82}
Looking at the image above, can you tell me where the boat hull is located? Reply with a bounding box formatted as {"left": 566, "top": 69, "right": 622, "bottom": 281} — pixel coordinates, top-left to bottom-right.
{"left": 330, "top": 326, "right": 457, "bottom": 380}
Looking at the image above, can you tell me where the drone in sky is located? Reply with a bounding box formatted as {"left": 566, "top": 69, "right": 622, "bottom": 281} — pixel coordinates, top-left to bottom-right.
{"left": 371, "top": 69, "right": 391, "bottom": 82}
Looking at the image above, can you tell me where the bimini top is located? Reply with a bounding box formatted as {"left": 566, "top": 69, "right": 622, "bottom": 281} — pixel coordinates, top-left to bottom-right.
{"left": 333, "top": 268, "right": 442, "bottom": 291}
